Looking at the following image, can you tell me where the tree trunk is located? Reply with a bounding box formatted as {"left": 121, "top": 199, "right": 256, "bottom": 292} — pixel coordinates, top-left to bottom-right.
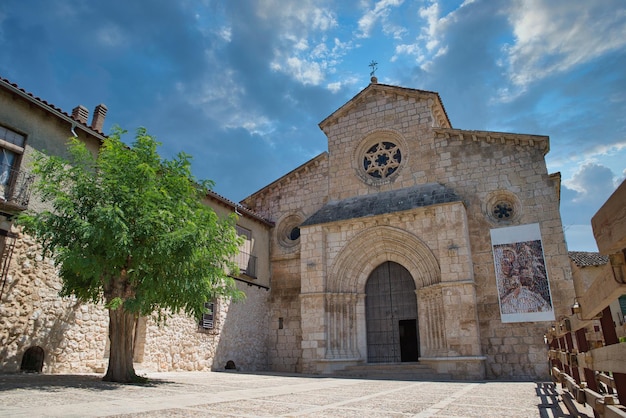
{"left": 103, "top": 306, "right": 140, "bottom": 383}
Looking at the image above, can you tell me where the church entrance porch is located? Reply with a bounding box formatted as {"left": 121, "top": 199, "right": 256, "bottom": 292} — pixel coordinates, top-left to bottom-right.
{"left": 366, "top": 261, "right": 419, "bottom": 363}
{"left": 300, "top": 221, "right": 485, "bottom": 379}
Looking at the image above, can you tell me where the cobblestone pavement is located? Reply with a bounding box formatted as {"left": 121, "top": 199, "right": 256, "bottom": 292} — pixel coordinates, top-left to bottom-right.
{"left": 0, "top": 371, "right": 586, "bottom": 417}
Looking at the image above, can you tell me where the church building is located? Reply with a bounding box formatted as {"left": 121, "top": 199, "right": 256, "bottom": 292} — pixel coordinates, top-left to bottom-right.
{"left": 242, "top": 77, "right": 574, "bottom": 380}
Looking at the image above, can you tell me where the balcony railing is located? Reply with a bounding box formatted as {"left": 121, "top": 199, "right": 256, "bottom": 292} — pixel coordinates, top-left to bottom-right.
{"left": 235, "top": 250, "right": 257, "bottom": 279}
{"left": 0, "top": 167, "right": 34, "bottom": 209}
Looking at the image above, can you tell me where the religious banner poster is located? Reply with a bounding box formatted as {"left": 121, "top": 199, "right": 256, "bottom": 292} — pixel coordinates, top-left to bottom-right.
{"left": 490, "top": 223, "right": 555, "bottom": 323}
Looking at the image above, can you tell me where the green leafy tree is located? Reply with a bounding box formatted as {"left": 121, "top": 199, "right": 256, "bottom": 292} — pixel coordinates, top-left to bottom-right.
{"left": 18, "top": 127, "right": 243, "bottom": 383}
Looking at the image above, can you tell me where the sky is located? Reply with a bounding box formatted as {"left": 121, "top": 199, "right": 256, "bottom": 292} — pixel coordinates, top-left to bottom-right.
{"left": 0, "top": 0, "right": 624, "bottom": 252}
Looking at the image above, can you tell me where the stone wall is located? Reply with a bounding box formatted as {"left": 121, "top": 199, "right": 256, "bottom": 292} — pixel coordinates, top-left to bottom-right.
{"left": 0, "top": 231, "right": 109, "bottom": 373}
{"left": 321, "top": 89, "right": 447, "bottom": 202}
{"left": 267, "top": 258, "right": 302, "bottom": 372}
{"left": 243, "top": 154, "right": 329, "bottom": 373}
{"left": 430, "top": 131, "right": 574, "bottom": 379}
{"left": 138, "top": 280, "right": 269, "bottom": 373}
{"left": 0, "top": 229, "right": 270, "bottom": 374}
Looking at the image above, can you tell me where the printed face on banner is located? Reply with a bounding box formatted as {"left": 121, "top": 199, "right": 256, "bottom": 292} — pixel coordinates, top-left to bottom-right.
{"left": 491, "top": 224, "right": 555, "bottom": 323}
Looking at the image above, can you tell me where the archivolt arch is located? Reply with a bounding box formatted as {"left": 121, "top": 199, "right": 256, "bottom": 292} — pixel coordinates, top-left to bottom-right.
{"left": 328, "top": 226, "right": 440, "bottom": 293}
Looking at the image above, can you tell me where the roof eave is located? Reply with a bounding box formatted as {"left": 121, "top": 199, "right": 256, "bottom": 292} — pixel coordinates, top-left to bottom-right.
{"left": 0, "top": 77, "right": 107, "bottom": 142}
{"left": 319, "top": 82, "right": 452, "bottom": 131}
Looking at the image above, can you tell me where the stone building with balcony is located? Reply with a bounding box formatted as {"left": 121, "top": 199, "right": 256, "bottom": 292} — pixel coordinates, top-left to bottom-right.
{"left": 0, "top": 77, "right": 272, "bottom": 374}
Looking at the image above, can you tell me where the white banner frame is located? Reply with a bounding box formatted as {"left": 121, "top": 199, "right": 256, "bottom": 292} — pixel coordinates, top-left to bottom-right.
{"left": 490, "top": 223, "right": 555, "bottom": 323}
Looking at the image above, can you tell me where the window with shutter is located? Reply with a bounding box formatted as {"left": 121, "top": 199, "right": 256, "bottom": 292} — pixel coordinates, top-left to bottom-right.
{"left": 235, "top": 225, "right": 256, "bottom": 278}
{"left": 200, "top": 301, "right": 215, "bottom": 330}
{"left": 0, "top": 125, "right": 32, "bottom": 207}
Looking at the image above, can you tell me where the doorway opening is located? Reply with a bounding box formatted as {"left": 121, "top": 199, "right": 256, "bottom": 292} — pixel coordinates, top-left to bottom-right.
{"left": 21, "top": 346, "right": 44, "bottom": 373}
{"left": 365, "top": 261, "right": 419, "bottom": 363}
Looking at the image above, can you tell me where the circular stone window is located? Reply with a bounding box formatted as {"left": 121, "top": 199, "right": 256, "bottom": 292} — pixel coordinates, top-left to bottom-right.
{"left": 277, "top": 214, "right": 304, "bottom": 250}
{"left": 363, "top": 141, "right": 402, "bottom": 179}
{"left": 354, "top": 131, "right": 407, "bottom": 185}
{"left": 289, "top": 227, "right": 301, "bottom": 241}
{"left": 485, "top": 190, "right": 522, "bottom": 224}
{"left": 493, "top": 201, "right": 513, "bottom": 220}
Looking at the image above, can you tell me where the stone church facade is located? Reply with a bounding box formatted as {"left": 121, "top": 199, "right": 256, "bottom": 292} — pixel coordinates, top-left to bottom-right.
{"left": 0, "top": 76, "right": 575, "bottom": 380}
{"left": 242, "top": 78, "right": 575, "bottom": 380}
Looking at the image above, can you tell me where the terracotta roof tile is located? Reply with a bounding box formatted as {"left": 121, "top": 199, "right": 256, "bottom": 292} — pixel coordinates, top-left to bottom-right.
{"left": 568, "top": 251, "right": 609, "bottom": 267}
{"left": 1, "top": 76, "right": 272, "bottom": 225}
{"left": 0, "top": 76, "right": 106, "bottom": 136}
{"left": 206, "top": 189, "right": 273, "bottom": 226}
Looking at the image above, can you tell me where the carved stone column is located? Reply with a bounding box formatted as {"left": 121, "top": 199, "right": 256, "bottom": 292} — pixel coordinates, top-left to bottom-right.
{"left": 417, "top": 286, "right": 447, "bottom": 357}
{"left": 325, "top": 292, "right": 359, "bottom": 359}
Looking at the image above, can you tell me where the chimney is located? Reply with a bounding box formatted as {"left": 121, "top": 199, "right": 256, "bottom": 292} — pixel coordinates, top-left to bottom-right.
{"left": 90, "top": 104, "right": 108, "bottom": 132}
{"left": 71, "top": 105, "right": 89, "bottom": 124}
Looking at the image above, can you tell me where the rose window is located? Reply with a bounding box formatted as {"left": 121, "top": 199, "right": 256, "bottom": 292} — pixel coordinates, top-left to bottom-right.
{"left": 493, "top": 202, "right": 513, "bottom": 219}
{"left": 363, "top": 141, "right": 402, "bottom": 179}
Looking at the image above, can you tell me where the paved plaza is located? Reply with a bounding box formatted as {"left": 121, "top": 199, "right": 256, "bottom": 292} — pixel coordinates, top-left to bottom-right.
{"left": 0, "top": 371, "right": 586, "bottom": 417}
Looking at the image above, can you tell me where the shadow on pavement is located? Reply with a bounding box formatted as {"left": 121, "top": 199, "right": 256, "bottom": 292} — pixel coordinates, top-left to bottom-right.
{"left": 536, "top": 381, "right": 592, "bottom": 418}
{"left": 0, "top": 373, "right": 176, "bottom": 392}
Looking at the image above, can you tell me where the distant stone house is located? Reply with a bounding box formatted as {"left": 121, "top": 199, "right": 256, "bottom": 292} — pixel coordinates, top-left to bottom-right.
{"left": 568, "top": 251, "right": 626, "bottom": 345}
{"left": 1, "top": 75, "right": 581, "bottom": 380}
{"left": 0, "top": 77, "right": 272, "bottom": 374}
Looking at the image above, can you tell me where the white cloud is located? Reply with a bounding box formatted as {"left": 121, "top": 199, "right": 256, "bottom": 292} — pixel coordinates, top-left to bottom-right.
{"left": 217, "top": 26, "right": 232, "bottom": 42}
{"left": 96, "top": 24, "right": 126, "bottom": 47}
{"left": 549, "top": 139, "right": 626, "bottom": 184}
{"left": 284, "top": 56, "right": 325, "bottom": 85}
{"left": 257, "top": 0, "right": 337, "bottom": 32}
{"left": 392, "top": 43, "right": 423, "bottom": 63}
{"left": 310, "top": 7, "right": 337, "bottom": 31}
{"left": 357, "top": 0, "right": 405, "bottom": 38}
{"left": 251, "top": 2, "right": 345, "bottom": 86}
{"left": 389, "top": 0, "right": 466, "bottom": 68}
{"left": 293, "top": 37, "right": 309, "bottom": 52}
{"left": 327, "top": 81, "right": 342, "bottom": 93}
{"left": 382, "top": 21, "right": 407, "bottom": 40}
{"left": 419, "top": 1, "right": 441, "bottom": 53}
{"left": 504, "top": 0, "right": 626, "bottom": 88}
{"left": 326, "top": 75, "right": 359, "bottom": 93}
{"left": 331, "top": 37, "right": 354, "bottom": 58}
{"left": 563, "top": 162, "right": 616, "bottom": 203}
{"left": 175, "top": 69, "right": 276, "bottom": 142}
{"left": 586, "top": 140, "right": 626, "bottom": 159}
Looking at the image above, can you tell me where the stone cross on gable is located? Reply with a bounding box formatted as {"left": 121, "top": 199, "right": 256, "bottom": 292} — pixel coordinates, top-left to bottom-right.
{"left": 369, "top": 60, "right": 378, "bottom": 77}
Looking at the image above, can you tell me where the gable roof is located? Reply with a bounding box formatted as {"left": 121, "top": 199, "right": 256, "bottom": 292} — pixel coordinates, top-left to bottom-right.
{"left": 242, "top": 152, "right": 328, "bottom": 204}
{"left": 0, "top": 76, "right": 107, "bottom": 141}
{"left": 319, "top": 80, "right": 452, "bottom": 131}
{"left": 0, "top": 76, "right": 272, "bottom": 226}
{"left": 302, "top": 182, "right": 461, "bottom": 226}
{"left": 206, "top": 189, "right": 273, "bottom": 226}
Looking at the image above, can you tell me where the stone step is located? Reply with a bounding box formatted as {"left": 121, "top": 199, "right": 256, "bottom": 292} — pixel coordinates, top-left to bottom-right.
{"left": 335, "top": 362, "right": 453, "bottom": 381}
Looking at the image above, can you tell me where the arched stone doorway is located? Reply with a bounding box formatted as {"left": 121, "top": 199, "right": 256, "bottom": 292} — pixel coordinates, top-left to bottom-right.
{"left": 20, "top": 346, "right": 44, "bottom": 373}
{"left": 366, "top": 261, "right": 419, "bottom": 363}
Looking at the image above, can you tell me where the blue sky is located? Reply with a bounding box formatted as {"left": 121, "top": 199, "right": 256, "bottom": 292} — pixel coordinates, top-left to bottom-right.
{"left": 0, "top": 0, "right": 624, "bottom": 252}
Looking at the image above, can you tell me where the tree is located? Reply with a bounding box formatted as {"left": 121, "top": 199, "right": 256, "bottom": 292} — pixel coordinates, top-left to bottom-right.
{"left": 18, "top": 127, "right": 244, "bottom": 383}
